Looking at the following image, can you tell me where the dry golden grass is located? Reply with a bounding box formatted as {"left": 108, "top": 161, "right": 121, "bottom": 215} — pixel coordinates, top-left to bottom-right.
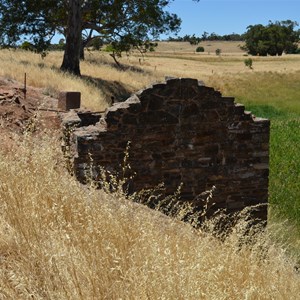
{"left": 1, "top": 46, "right": 300, "bottom": 112}
{"left": 0, "top": 132, "right": 299, "bottom": 299}
{"left": 155, "top": 41, "right": 245, "bottom": 54}
{"left": 0, "top": 49, "right": 162, "bottom": 111}
{"left": 1, "top": 43, "right": 300, "bottom": 298}
{"left": 142, "top": 53, "right": 300, "bottom": 80}
{"left": 207, "top": 70, "right": 300, "bottom": 113}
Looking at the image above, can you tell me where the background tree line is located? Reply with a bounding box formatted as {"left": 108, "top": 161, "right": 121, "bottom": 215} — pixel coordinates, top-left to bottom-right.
{"left": 75, "top": 22, "right": 300, "bottom": 56}
{"left": 167, "top": 32, "right": 244, "bottom": 44}
{"left": 242, "top": 20, "right": 300, "bottom": 56}
{"left": 167, "top": 20, "right": 300, "bottom": 56}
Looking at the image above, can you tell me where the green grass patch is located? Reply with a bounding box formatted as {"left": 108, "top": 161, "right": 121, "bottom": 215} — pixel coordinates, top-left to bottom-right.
{"left": 210, "top": 71, "right": 300, "bottom": 114}
{"left": 209, "top": 71, "right": 300, "bottom": 224}
{"left": 269, "top": 117, "right": 300, "bottom": 223}
{"left": 245, "top": 104, "right": 290, "bottom": 119}
{"left": 212, "top": 71, "right": 300, "bottom": 246}
{"left": 210, "top": 69, "right": 300, "bottom": 263}
{"left": 244, "top": 104, "right": 300, "bottom": 228}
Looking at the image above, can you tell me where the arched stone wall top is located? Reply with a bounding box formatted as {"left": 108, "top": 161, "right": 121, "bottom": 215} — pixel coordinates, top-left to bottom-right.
{"left": 102, "top": 78, "right": 268, "bottom": 133}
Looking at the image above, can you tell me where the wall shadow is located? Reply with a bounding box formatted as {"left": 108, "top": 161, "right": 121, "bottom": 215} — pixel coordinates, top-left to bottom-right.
{"left": 20, "top": 58, "right": 144, "bottom": 106}
{"left": 85, "top": 56, "right": 151, "bottom": 74}
{"left": 82, "top": 75, "right": 132, "bottom": 106}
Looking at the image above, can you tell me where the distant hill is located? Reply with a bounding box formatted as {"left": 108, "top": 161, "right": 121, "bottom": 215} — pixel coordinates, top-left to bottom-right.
{"left": 155, "top": 41, "right": 246, "bottom": 54}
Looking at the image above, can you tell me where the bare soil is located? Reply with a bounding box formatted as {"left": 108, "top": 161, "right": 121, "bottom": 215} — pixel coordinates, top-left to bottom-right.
{"left": 0, "top": 76, "right": 61, "bottom": 148}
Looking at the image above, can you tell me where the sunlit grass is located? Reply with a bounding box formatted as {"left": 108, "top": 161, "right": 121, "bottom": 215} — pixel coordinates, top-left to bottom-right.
{"left": 270, "top": 117, "right": 300, "bottom": 219}
{"left": 208, "top": 72, "right": 300, "bottom": 233}
{"left": 155, "top": 40, "right": 245, "bottom": 54}
{"left": 1, "top": 45, "right": 300, "bottom": 297}
{"left": 0, "top": 49, "right": 163, "bottom": 110}
{"left": 0, "top": 49, "right": 107, "bottom": 110}
{"left": 1, "top": 48, "right": 300, "bottom": 111}
{"left": 0, "top": 132, "right": 299, "bottom": 299}
{"left": 208, "top": 71, "right": 300, "bottom": 114}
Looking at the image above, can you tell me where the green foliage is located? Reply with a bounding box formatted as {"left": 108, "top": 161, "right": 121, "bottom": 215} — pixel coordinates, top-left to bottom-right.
{"left": 244, "top": 58, "right": 253, "bottom": 69}
{"left": 0, "top": 0, "right": 65, "bottom": 53}
{"left": 215, "top": 48, "right": 221, "bottom": 56}
{"left": 0, "top": 0, "right": 180, "bottom": 54}
{"left": 245, "top": 104, "right": 300, "bottom": 228}
{"left": 20, "top": 41, "right": 35, "bottom": 51}
{"left": 243, "top": 20, "right": 300, "bottom": 56}
{"left": 196, "top": 46, "right": 205, "bottom": 52}
{"left": 19, "top": 41, "right": 48, "bottom": 58}
{"left": 187, "top": 34, "right": 201, "bottom": 45}
{"left": 49, "top": 39, "right": 65, "bottom": 51}
{"left": 103, "top": 44, "right": 114, "bottom": 53}
{"left": 88, "top": 37, "right": 103, "bottom": 51}
{"left": 168, "top": 32, "right": 244, "bottom": 42}
{"left": 105, "top": 38, "right": 158, "bottom": 67}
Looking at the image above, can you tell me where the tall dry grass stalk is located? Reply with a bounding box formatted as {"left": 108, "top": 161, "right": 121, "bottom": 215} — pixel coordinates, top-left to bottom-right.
{"left": 0, "top": 132, "right": 299, "bottom": 299}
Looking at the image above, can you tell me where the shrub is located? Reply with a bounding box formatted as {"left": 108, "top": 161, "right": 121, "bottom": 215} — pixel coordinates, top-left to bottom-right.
{"left": 244, "top": 58, "right": 253, "bottom": 69}
{"left": 20, "top": 41, "right": 35, "bottom": 51}
{"left": 88, "top": 37, "right": 103, "bottom": 51}
{"left": 196, "top": 46, "right": 205, "bottom": 53}
{"left": 215, "top": 48, "right": 221, "bottom": 56}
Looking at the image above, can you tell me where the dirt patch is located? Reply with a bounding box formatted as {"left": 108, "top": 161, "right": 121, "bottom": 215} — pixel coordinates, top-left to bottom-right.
{"left": 0, "top": 77, "right": 61, "bottom": 148}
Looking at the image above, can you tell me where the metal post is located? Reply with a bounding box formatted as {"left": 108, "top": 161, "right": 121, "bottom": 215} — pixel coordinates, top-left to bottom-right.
{"left": 23, "top": 73, "right": 27, "bottom": 100}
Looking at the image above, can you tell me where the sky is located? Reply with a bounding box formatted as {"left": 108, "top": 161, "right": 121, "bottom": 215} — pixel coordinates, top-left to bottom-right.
{"left": 51, "top": 0, "right": 300, "bottom": 43}
{"left": 166, "top": 0, "right": 300, "bottom": 37}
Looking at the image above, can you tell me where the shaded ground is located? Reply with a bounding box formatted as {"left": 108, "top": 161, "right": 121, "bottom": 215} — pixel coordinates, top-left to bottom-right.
{"left": 0, "top": 77, "right": 61, "bottom": 148}
{"left": 82, "top": 75, "right": 131, "bottom": 106}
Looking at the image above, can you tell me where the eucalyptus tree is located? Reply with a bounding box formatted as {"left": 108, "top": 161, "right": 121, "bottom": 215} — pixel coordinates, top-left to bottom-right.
{"left": 0, "top": 0, "right": 66, "bottom": 52}
{"left": 0, "top": 0, "right": 185, "bottom": 75}
{"left": 243, "top": 20, "right": 299, "bottom": 56}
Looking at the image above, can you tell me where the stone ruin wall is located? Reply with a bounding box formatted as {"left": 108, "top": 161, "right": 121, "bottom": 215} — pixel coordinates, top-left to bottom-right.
{"left": 63, "top": 78, "right": 270, "bottom": 221}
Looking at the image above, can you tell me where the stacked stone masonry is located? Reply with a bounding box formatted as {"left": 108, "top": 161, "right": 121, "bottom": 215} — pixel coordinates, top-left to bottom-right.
{"left": 64, "top": 78, "right": 270, "bottom": 221}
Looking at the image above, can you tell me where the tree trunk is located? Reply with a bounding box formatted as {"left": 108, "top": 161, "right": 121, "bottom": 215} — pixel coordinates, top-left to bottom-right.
{"left": 60, "top": 0, "right": 82, "bottom": 76}
{"left": 80, "top": 43, "right": 85, "bottom": 60}
{"left": 80, "top": 30, "right": 94, "bottom": 60}
{"left": 109, "top": 53, "right": 123, "bottom": 69}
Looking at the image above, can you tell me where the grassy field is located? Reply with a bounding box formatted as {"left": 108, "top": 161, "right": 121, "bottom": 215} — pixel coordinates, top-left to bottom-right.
{"left": 0, "top": 44, "right": 300, "bottom": 298}
{"left": 0, "top": 49, "right": 163, "bottom": 110}
{"left": 207, "top": 72, "right": 300, "bottom": 226}
{"left": 155, "top": 40, "right": 246, "bottom": 54}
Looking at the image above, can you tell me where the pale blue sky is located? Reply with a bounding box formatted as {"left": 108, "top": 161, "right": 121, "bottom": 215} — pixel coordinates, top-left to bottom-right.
{"left": 52, "top": 1, "right": 299, "bottom": 43}
{"left": 167, "top": 0, "right": 300, "bottom": 37}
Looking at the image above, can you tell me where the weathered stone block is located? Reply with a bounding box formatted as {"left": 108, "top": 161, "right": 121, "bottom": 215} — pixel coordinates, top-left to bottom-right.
{"left": 58, "top": 91, "right": 81, "bottom": 111}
